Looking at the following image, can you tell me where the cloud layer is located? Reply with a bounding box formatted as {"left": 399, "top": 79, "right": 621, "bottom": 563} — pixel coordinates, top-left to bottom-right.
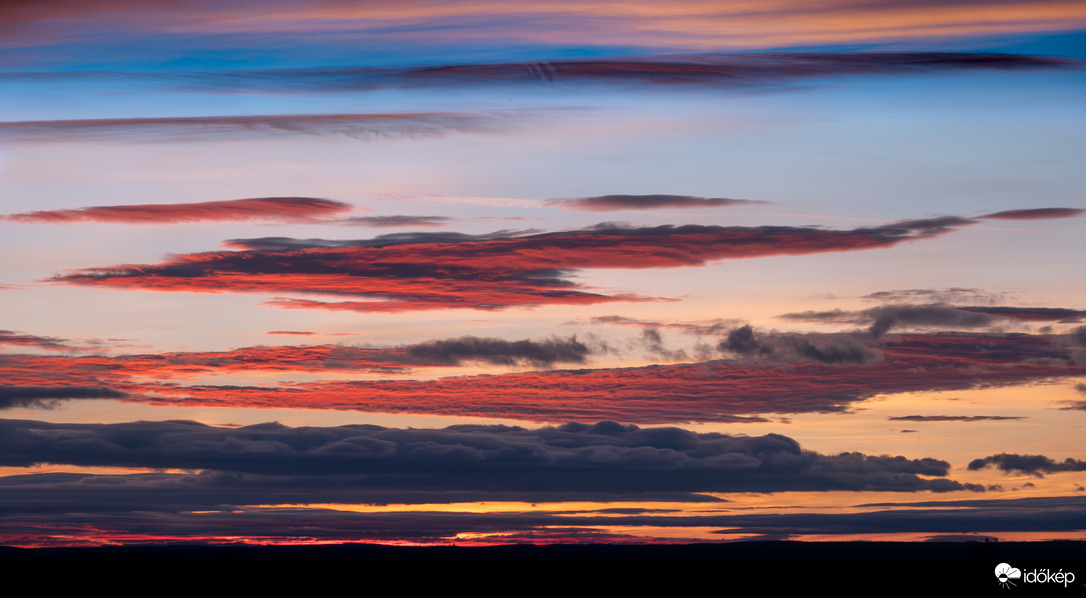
{"left": 50, "top": 217, "right": 979, "bottom": 313}
{"left": 0, "top": 418, "right": 973, "bottom": 494}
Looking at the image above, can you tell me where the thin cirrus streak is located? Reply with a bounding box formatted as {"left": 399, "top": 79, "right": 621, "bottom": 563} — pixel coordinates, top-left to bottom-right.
{"left": 17, "top": 332, "right": 1072, "bottom": 424}
{"left": 546, "top": 194, "right": 769, "bottom": 212}
{"left": 0, "top": 111, "right": 536, "bottom": 143}
{"left": 48, "top": 216, "right": 979, "bottom": 312}
{"left": 780, "top": 304, "right": 1086, "bottom": 336}
{"left": 979, "top": 208, "right": 1085, "bottom": 221}
{"left": 1, "top": 197, "right": 353, "bottom": 224}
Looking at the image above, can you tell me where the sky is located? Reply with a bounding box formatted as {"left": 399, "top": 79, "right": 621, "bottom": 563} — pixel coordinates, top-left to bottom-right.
{"left": 1, "top": 0, "right": 1085, "bottom": 548}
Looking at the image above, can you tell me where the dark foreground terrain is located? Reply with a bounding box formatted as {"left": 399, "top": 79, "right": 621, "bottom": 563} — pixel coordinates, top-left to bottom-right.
{"left": 3, "top": 541, "right": 1084, "bottom": 592}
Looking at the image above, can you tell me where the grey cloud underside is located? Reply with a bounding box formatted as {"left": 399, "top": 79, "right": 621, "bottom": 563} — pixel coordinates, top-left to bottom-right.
{"left": 407, "top": 335, "right": 590, "bottom": 367}
{"left": 968, "top": 453, "right": 1086, "bottom": 476}
{"left": 0, "top": 419, "right": 969, "bottom": 494}
{"left": 336, "top": 215, "right": 453, "bottom": 228}
{"left": 863, "top": 288, "right": 1006, "bottom": 305}
{"left": 780, "top": 305, "right": 996, "bottom": 338}
{"left": 222, "top": 229, "right": 538, "bottom": 251}
{"left": 720, "top": 325, "right": 880, "bottom": 365}
{"left": 0, "top": 386, "right": 129, "bottom": 409}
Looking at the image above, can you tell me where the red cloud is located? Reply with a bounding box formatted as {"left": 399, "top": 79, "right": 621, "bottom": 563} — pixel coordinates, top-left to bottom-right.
{"left": 50, "top": 218, "right": 974, "bottom": 312}
{"left": 6, "top": 332, "right": 1072, "bottom": 424}
{"left": 3, "top": 197, "right": 352, "bottom": 224}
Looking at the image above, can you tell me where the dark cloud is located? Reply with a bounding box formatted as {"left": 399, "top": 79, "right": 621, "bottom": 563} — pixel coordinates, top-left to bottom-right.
{"left": 0, "top": 418, "right": 973, "bottom": 495}
{"left": 888, "top": 415, "right": 1025, "bottom": 422}
{"left": 9, "top": 53, "right": 1069, "bottom": 93}
{"left": 547, "top": 195, "right": 767, "bottom": 212}
{"left": 0, "top": 386, "right": 128, "bottom": 409}
{"left": 636, "top": 328, "right": 688, "bottom": 361}
{"left": 721, "top": 325, "right": 774, "bottom": 357}
{"left": 0, "top": 111, "right": 527, "bottom": 143}
{"left": 781, "top": 304, "right": 995, "bottom": 338}
{"left": 719, "top": 326, "right": 880, "bottom": 365}
{"left": 2, "top": 197, "right": 351, "bottom": 224}
{"left": 220, "top": 229, "right": 535, "bottom": 251}
{"left": 265, "top": 331, "right": 315, "bottom": 336}
{"left": 979, "top": 208, "right": 1085, "bottom": 221}
{"left": 864, "top": 288, "right": 1005, "bottom": 305}
{"left": 957, "top": 306, "right": 1086, "bottom": 324}
{"left": 407, "top": 336, "right": 590, "bottom": 367}
{"left": 53, "top": 216, "right": 979, "bottom": 313}
{"left": 1071, "top": 326, "right": 1086, "bottom": 348}
{"left": 587, "top": 315, "right": 737, "bottom": 336}
{"left": 0, "top": 330, "right": 82, "bottom": 351}
{"left": 968, "top": 454, "right": 1086, "bottom": 477}
{"left": 336, "top": 216, "right": 453, "bottom": 228}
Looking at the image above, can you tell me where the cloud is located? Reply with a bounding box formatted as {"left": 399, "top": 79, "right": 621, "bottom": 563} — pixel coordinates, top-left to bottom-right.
{"left": 0, "top": 386, "right": 129, "bottom": 409}
{"left": 719, "top": 326, "right": 880, "bottom": 365}
{"left": 888, "top": 415, "right": 1026, "bottom": 422}
{"left": 266, "top": 331, "right": 315, "bottom": 336}
{"left": 2, "top": 197, "right": 352, "bottom": 224}
{"left": 955, "top": 306, "right": 1086, "bottom": 324}
{"left": 52, "top": 216, "right": 979, "bottom": 313}
{"left": 863, "top": 288, "right": 1006, "bottom": 305}
{"left": 979, "top": 208, "right": 1085, "bottom": 221}
{"left": 10, "top": 53, "right": 1072, "bottom": 93}
{"left": 782, "top": 304, "right": 1003, "bottom": 337}
{"left": 336, "top": 216, "right": 453, "bottom": 228}
{"left": 0, "top": 418, "right": 972, "bottom": 495}
{"left": 220, "top": 229, "right": 535, "bottom": 251}
{"left": 547, "top": 195, "right": 767, "bottom": 212}
{"left": 587, "top": 315, "right": 737, "bottom": 336}
{"left": 0, "top": 111, "right": 529, "bottom": 143}
{"left": 968, "top": 454, "right": 1086, "bottom": 477}
{"left": 63, "top": 332, "right": 1083, "bottom": 424}
{"left": 0, "top": 330, "right": 83, "bottom": 351}
{"left": 407, "top": 336, "right": 590, "bottom": 367}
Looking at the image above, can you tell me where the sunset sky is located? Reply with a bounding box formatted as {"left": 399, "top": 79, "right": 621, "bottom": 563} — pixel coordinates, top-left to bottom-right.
{"left": 1, "top": 1, "right": 1085, "bottom": 547}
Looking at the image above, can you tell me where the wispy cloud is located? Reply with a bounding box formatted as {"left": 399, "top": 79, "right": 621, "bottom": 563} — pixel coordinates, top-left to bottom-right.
{"left": 2, "top": 197, "right": 352, "bottom": 224}
{"left": 547, "top": 194, "right": 767, "bottom": 212}
{"left": 979, "top": 208, "right": 1085, "bottom": 221}
{"left": 0, "top": 112, "right": 531, "bottom": 143}
{"left": 888, "top": 415, "right": 1026, "bottom": 422}
{"left": 336, "top": 216, "right": 453, "bottom": 228}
